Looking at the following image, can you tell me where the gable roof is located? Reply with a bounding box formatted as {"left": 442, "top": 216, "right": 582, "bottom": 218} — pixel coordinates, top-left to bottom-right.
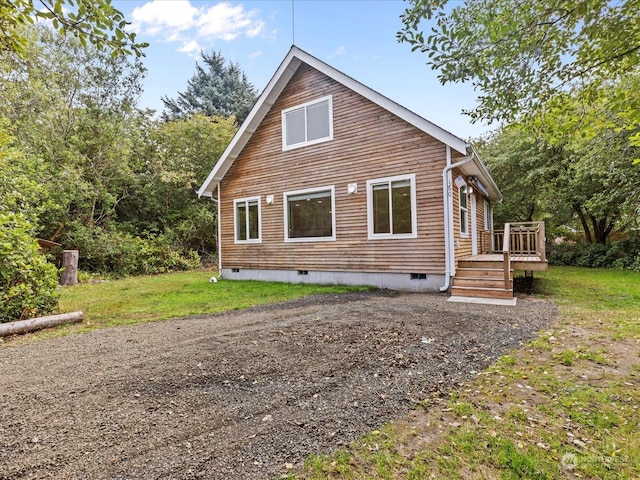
{"left": 198, "top": 46, "right": 501, "bottom": 201}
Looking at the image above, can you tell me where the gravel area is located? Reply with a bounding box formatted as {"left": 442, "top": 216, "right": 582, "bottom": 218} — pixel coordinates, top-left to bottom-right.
{"left": 0, "top": 290, "right": 557, "bottom": 479}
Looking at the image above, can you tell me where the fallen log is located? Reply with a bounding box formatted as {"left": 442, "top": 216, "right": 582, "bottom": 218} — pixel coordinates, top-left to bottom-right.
{"left": 0, "top": 311, "right": 83, "bottom": 337}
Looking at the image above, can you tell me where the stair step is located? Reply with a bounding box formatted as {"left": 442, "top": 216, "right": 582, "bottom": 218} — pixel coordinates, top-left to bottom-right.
{"left": 455, "top": 267, "right": 507, "bottom": 278}
{"left": 451, "top": 286, "right": 514, "bottom": 299}
{"left": 458, "top": 260, "right": 506, "bottom": 269}
{"left": 453, "top": 277, "right": 513, "bottom": 289}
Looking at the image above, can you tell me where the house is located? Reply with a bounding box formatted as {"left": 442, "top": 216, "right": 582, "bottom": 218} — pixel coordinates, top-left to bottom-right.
{"left": 198, "top": 46, "right": 547, "bottom": 300}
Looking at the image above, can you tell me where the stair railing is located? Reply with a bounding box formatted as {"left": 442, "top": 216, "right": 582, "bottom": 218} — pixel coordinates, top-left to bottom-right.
{"left": 502, "top": 223, "right": 511, "bottom": 290}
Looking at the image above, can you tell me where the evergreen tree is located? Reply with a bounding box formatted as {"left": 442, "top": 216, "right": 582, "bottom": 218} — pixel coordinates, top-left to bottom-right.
{"left": 161, "top": 51, "right": 257, "bottom": 125}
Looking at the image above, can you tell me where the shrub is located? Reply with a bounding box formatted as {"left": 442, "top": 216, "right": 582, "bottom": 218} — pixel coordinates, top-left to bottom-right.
{"left": 548, "top": 237, "right": 640, "bottom": 272}
{"left": 65, "top": 225, "right": 201, "bottom": 277}
{"left": 0, "top": 212, "right": 60, "bottom": 322}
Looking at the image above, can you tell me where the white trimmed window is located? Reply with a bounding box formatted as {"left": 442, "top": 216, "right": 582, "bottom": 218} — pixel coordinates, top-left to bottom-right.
{"left": 483, "top": 199, "right": 490, "bottom": 231}
{"left": 459, "top": 185, "right": 469, "bottom": 237}
{"left": 234, "top": 197, "right": 261, "bottom": 243}
{"left": 284, "top": 186, "right": 335, "bottom": 242}
{"left": 282, "top": 95, "right": 333, "bottom": 150}
{"left": 367, "top": 174, "right": 417, "bottom": 239}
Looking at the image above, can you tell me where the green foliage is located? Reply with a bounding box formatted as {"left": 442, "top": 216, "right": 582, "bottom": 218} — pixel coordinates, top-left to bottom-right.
{"left": 0, "top": 212, "right": 59, "bottom": 323}
{"left": 1, "top": 0, "right": 147, "bottom": 58}
{"left": 548, "top": 237, "right": 640, "bottom": 271}
{"left": 65, "top": 224, "right": 201, "bottom": 277}
{"left": 399, "top": 0, "right": 640, "bottom": 148}
{"left": 478, "top": 99, "right": 640, "bottom": 244}
{"left": 161, "top": 51, "right": 258, "bottom": 124}
{"left": 0, "top": 26, "right": 236, "bottom": 277}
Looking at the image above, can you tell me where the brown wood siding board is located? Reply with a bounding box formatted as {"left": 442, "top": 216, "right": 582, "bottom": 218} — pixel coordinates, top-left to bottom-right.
{"left": 220, "top": 65, "right": 447, "bottom": 274}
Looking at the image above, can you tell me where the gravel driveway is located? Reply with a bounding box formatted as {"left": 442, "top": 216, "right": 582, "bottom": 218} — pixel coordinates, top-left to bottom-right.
{"left": 0, "top": 290, "right": 556, "bottom": 479}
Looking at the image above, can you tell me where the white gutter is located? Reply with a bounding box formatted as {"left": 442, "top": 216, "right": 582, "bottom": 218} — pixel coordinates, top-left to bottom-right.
{"left": 440, "top": 148, "right": 474, "bottom": 292}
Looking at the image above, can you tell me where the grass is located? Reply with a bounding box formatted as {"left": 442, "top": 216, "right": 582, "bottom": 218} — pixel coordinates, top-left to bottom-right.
{"left": 2, "top": 270, "right": 368, "bottom": 344}
{"left": 288, "top": 266, "right": 640, "bottom": 480}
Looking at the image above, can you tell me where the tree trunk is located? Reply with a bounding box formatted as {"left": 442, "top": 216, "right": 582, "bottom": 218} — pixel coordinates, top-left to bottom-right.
{"left": 573, "top": 203, "right": 593, "bottom": 243}
{"left": 60, "top": 250, "right": 79, "bottom": 286}
{"left": 0, "top": 311, "right": 83, "bottom": 337}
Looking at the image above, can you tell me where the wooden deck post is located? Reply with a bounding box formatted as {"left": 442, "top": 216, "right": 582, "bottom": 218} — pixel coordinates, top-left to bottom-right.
{"left": 60, "top": 250, "right": 79, "bottom": 286}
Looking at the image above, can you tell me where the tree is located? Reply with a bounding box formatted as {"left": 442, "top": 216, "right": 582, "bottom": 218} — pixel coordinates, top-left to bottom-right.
{"left": 1, "top": 0, "right": 147, "bottom": 57}
{"left": 398, "top": 0, "right": 640, "bottom": 146}
{"left": 475, "top": 127, "right": 558, "bottom": 228}
{"left": 0, "top": 24, "right": 146, "bottom": 242}
{"left": 479, "top": 98, "right": 640, "bottom": 244}
{"left": 120, "top": 114, "right": 237, "bottom": 256}
{"left": 0, "top": 122, "right": 59, "bottom": 322}
{"left": 162, "top": 51, "right": 257, "bottom": 125}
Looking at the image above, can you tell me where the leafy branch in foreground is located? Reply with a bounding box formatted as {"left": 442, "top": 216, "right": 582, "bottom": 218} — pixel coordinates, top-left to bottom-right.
{"left": 1, "top": 0, "right": 148, "bottom": 57}
{"left": 398, "top": 0, "right": 640, "bottom": 146}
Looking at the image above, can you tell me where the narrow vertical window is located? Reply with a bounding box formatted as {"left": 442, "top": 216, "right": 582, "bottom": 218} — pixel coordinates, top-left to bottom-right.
{"left": 234, "top": 197, "right": 261, "bottom": 243}
{"left": 483, "top": 199, "right": 490, "bottom": 231}
{"left": 459, "top": 185, "right": 468, "bottom": 237}
{"left": 367, "top": 174, "right": 417, "bottom": 239}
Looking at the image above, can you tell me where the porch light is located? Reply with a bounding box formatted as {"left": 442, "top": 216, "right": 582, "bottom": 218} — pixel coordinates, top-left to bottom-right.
{"left": 266, "top": 195, "right": 274, "bottom": 204}
{"left": 347, "top": 183, "right": 357, "bottom": 194}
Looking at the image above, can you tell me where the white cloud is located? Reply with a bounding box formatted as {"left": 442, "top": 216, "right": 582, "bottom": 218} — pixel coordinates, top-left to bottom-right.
{"left": 131, "top": 1, "right": 198, "bottom": 34}
{"left": 131, "top": 1, "right": 265, "bottom": 52}
{"left": 327, "top": 45, "right": 347, "bottom": 60}
{"left": 249, "top": 50, "right": 263, "bottom": 59}
{"left": 197, "top": 3, "right": 264, "bottom": 40}
{"left": 178, "top": 40, "right": 202, "bottom": 55}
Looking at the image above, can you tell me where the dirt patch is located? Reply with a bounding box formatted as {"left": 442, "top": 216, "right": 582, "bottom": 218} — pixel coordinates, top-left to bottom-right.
{"left": 0, "top": 290, "right": 557, "bottom": 479}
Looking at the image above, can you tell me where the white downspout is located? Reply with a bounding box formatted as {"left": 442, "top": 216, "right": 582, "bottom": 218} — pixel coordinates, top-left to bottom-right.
{"left": 440, "top": 149, "right": 473, "bottom": 292}
{"left": 209, "top": 185, "right": 222, "bottom": 277}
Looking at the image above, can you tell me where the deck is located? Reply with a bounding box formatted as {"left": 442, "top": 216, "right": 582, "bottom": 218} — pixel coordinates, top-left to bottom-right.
{"left": 462, "top": 253, "right": 548, "bottom": 272}
{"left": 450, "top": 222, "right": 548, "bottom": 301}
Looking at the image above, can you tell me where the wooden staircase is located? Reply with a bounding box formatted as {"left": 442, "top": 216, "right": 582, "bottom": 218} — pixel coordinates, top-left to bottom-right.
{"left": 451, "top": 257, "right": 514, "bottom": 300}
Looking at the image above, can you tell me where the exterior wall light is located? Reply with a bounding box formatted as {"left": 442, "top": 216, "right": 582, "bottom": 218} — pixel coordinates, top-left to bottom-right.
{"left": 347, "top": 183, "right": 357, "bottom": 194}
{"left": 266, "top": 195, "right": 274, "bottom": 204}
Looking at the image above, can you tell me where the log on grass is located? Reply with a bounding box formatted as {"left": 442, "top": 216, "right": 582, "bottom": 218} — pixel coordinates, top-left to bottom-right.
{"left": 0, "top": 311, "right": 83, "bottom": 337}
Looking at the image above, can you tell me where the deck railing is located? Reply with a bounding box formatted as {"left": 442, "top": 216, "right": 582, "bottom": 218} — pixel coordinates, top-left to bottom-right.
{"left": 479, "top": 221, "right": 546, "bottom": 290}
{"left": 480, "top": 221, "right": 546, "bottom": 259}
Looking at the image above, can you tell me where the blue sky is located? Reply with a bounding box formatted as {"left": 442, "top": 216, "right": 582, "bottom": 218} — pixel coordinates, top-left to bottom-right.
{"left": 116, "top": 0, "right": 493, "bottom": 140}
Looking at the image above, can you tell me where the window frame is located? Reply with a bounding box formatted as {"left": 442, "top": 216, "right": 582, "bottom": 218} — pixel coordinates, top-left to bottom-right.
{"left": 459, "top": 184, "right": 469, "bottom": 238}
{"left": 283, "top": 185, "right": 336, "bottom": 243}
{"left": 483, "top": 199, "right": 491, "bottom": 231}
{"left": 233, "top": 196, "right": 262, "bottom": 244}
{"left": 366, "top": 173, "right": 418, "bottom": 240}
{"left": 281, "top": 95, "right": 333, "bottom": 151}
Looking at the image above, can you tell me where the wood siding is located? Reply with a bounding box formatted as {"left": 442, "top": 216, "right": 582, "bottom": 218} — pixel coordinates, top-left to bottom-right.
{"left": 452, "top": 167, "right": 492, "bottom": 264}
{"left": 220, "top": 64, "right": 448, "bottom": 274}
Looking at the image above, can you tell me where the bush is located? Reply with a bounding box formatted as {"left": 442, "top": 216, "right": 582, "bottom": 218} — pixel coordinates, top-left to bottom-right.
{"left": 548, "top": 237, "right": 640, "bottom": 272}
{"left": 0, "top": 212, "right": 60, "bottom": 322}
{"left": 65, "top": 225, "right": 201, "bottom": 277}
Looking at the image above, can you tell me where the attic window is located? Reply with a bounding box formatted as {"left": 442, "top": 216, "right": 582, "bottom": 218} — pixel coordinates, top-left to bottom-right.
{"left": 282, "top": 95, "right": 333, "bottom": 150}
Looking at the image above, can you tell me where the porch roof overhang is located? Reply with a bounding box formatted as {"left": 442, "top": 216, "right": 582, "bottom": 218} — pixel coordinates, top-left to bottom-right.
{"left": 460, "top": 146, "right": 502, "bottom": 203}
{"left": 197, "top": 46, "right": 489, "bottom": 198}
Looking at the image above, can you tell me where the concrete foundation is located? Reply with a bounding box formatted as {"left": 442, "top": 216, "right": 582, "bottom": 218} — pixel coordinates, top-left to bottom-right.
{"left": 221, "top": 268, "right": 446, "bottom": 292}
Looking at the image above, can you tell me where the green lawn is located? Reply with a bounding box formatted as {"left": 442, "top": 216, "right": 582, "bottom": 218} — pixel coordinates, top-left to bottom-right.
{"left": 287, "top": 266, "right": 640, "bottom": 480}
{"left": 7, "top": 270, "right": 367, "bottom": 343}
